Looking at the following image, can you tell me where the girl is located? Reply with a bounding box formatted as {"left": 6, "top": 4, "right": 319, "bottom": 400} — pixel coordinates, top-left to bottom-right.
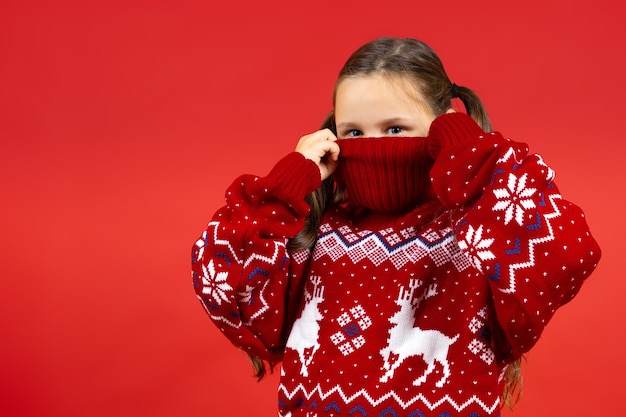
{"left": 192, "top": 37, "right": 600, "bottom": 416}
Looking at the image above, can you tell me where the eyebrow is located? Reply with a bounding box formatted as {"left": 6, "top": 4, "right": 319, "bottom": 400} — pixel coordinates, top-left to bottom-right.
{"left": 336, "top": 117, "right": 415, "bottom": 130}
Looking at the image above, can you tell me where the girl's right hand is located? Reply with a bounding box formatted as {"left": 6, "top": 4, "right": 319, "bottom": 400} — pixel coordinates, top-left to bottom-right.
{"left": 295, "top": 128, "right": 340, "bottom": 180}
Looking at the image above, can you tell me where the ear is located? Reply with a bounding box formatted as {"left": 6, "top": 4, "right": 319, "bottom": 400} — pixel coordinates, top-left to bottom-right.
{"left": 445, "top": 107, "right": 456, "bottom": 114}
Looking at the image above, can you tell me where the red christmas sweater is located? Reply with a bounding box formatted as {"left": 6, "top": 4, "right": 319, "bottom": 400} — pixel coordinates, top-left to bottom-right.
{"left": 192, "top": 113, "right": 601, "bottom": 416}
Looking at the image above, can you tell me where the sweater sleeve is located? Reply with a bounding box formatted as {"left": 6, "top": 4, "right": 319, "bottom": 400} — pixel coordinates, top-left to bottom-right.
{"left": 191, "top": 152, "right": 322, "bottom": 362}
{"left": 429, "top": 113, "right": 602, "bottom": 361}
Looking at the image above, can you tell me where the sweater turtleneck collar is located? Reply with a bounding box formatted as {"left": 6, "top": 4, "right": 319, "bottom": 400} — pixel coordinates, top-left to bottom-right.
{"left": 333, "top": 136, "right": 437, "bottom": 214}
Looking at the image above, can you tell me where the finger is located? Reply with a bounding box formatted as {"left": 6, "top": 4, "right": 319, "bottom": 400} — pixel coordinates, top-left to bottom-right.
{"left": 316, "top": 140, "right": 340, "bottom": 160}
{"left": 325, "top": 141, "right": 340, "bottom": 161}
{"left": 321, "top": 128, "right": 338, "bottom": 142}
{"left": 307, "top": 128, "right": 337, "bottom": 143}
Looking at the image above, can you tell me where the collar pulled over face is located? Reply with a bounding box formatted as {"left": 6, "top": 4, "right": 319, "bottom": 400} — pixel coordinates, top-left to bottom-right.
{"left": 333, "top": 136, "right": 436, "bottom": 213}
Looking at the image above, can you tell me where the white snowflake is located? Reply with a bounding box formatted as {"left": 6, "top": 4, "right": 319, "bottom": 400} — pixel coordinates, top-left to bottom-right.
{"left": 492, "top": 172, "right": 537, "bottom": 226}
{"left": 201, "top": 259, "right": 231, "bottom": 305}
{"left": 458, "top": 225, "right": 495, "bottom": 273}
{"left": 193, "top": 232, "right": 207, "bottom": 261}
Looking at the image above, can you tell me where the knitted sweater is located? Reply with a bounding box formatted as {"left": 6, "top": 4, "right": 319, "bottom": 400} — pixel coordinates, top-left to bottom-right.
{"left": 192, "top": 113, "right": 601, "bottom": 417}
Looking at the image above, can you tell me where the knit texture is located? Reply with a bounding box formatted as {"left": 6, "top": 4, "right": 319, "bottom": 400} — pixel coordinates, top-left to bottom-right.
{"left": 429, "top": 113, "right": 512, "bottom": 208}
{"left": 333, "top": 136, "right": 436, "bottom": 212}
{"left": 192, "top": 114, "right": 601, "bottom": 416}
{"left": 427, "top": 112, "right": 486, "bottom": 159}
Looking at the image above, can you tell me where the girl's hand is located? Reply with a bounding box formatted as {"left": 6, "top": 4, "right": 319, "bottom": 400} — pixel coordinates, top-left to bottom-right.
{"left": 295, "top": 129, "right": 340, "bottom": 180}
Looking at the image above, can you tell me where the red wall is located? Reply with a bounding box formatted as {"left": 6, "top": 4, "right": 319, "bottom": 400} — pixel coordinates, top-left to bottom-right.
{"left": 1, "top": 1, "right": 623, "bottom": 416}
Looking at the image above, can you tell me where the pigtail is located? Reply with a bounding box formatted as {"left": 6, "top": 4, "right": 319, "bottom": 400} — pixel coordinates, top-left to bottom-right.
{"left": 453, "top": 85, "right": 493, "bottom": 133}
{"left": 502, "top": 357, "right": 524, "bottom": 409}
{"left": 248, "top": 355, "right": 275, "bottom": 381}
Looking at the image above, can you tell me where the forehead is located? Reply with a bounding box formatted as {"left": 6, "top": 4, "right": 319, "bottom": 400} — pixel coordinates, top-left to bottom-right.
{"left": 334, "top": 74, "right": 427, "bottom": 118}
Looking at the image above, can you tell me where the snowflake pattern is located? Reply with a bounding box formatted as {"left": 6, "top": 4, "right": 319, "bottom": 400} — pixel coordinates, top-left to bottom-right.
{"left": 201, "top": 259, "right": 232, "bottom": 305}
{"left": 492, "top": 172, "right": 537, "bottom": 226}
{"left": 457, "top": 225, "right": 494, "bottom": 273}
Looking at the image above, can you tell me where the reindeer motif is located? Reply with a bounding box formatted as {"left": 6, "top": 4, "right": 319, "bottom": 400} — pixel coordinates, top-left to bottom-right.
{"left": 380, "top": 279, "right": 459, "bottom": 388}
{"left": 285, "top": 276, "right": 325, "bottom": 377}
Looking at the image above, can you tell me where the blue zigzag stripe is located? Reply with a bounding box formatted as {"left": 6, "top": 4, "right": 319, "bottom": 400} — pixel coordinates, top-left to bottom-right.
{"left": 526, "top": 212, "right": 542, "bottom": 230}
{"left": 309, "top": 401, "right": 494, "bottom": 417}
{"left": 216, "top": 252, "right": 231, "bottom": 267}
{"left": 538, "top": 191, "right": 546, "bottom": 207}
{"left": 278, "top": 255, "right": 289, "bottom": 270}
{"left": 349, "top": 404, "right": 367, "bottom": 415}
{"left": 317, "top": 228, "right": 454, "bottom": 253}
{"left": 488, "top": 263, "right": 501, "bottom": 281}
{"left": 379, "top": 407, "right": 398, "bottom": 417}
{"left": 248, "top": 267, "right": 270, "bottom": 281}
{"left": 505, "top": 237, "right": 521, "bottom": 255}
{"left": 490, "top": 168, "right": 506, "bottom": 185}
{"left": 325, "top": 401, "right": 340, "bottom": 413}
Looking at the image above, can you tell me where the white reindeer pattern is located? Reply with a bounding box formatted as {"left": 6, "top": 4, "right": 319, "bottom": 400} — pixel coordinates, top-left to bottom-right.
{"left": 286, "top": 276, "right": 325, "bottom": 377}
{"left": 380, "top": 279, "right": 459, "bottom": 388}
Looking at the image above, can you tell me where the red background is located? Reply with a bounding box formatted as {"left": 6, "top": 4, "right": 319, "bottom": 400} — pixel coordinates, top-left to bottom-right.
{"left": 1, "top": 1, "right": 623, "bottom": 416}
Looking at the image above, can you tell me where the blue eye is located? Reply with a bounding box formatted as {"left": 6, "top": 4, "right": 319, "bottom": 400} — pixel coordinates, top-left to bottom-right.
{"left": 388, "top": 126, "right": 404, "bottom": 134}
{"left": 347, "top": 129, "right": 363, "bottom": 137}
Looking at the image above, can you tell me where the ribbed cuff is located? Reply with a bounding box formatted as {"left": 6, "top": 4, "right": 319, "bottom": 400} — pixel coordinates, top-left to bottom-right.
{"left": 263, "top": 152, "right": 322, "bottom": 200}
{"left": 428, "top": 113, "right": 485, "bottom": 158}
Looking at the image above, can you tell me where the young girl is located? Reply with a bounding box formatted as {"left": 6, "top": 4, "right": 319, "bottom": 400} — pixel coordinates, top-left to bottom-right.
{"left": 192, "top": 37, "right": 600, "bottom": 416}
